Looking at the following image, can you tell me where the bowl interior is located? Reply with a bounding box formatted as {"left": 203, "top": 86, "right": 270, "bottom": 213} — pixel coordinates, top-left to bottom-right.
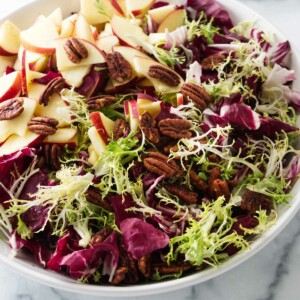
{"left": 0, "top": 0, "right": 299, "bottom": 297}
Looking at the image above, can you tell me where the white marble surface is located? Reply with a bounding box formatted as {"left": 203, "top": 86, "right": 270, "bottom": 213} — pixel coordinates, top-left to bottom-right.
{"left": 0, "top": 0, "right": 300, "bottom": 299}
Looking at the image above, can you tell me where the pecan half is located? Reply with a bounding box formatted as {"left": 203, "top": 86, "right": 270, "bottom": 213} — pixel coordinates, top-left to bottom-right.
{"left": 111, "top": 267, "right": 129, "bottom": 285}
{"left": 165, "top": 184, "right": 198, "bottom": 204}
{"left": 201, "top": 53, "right": 226, "bottom": 71}
{"left": 138, "top": 255, "right": 152, "bottom": 278}
{"left": 181, "top": 83, "right": 212, "bottom": 110}
{"left": 86, "top": 95, "right": 117, "bottom": 110}
{"left": 212, "top": 179, "right": 230, "bottom": 201}
{"left": 208, "top": 166, "right": 221, "bottom": 194}
{"left": 241, "top": 190, "right": 271, "bottom": 215}
{"left": 85, "top": 186, "right": 112, "bottom": 211}
{"left": 113, "top": 118, "right": 129, "bottom": 141}
{"left": 158, "top": 118, "right": 192, "bottom": 140}
{"left": 140, "top": 112, "right": 160, "bottom": 144}
{"left": 64, "top": 37, "right": 88, "bottom": 64}
{"left": 148, "top": 65, "right": 181, "bottom": 87}
{"left": 43, "top": 144, "right": 62, "bottom": 171}
{"left": 189, "top": 170, "right": 208, "bottom": 191}
{"left": 28, "top": 117, "right": 58, "bottom": 135}
{"left": 90, "top": 227, "right": 113, "bottom": 246}
{"left": 153, "top": 262, "right": 192, "bottom": 275}
{"left": 106, "top": 52, "right": 132, "bottom": 83}
{"left": 39, "top": 77, "right": 65, "bottom": 106}
{"left": 0, "top": 98, "right": 24, "bottom": 121}
{"left": 143, "top": 151, "right": 180, "bottom": 178}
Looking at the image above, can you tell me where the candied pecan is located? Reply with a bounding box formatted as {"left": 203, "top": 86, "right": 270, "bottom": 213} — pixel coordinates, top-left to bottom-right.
{"left": 208, "top": 166, "right": 221, "bottom": 194}
{"left": 153, "top": 262, "right": 192, "bottom": 274}
{"left": 113, "top": 118, "right": 129, "bottom": 141}
{"left": 163, "top": 142, "right": 179, "bottom": 154}
{"left": 140, "top": 112, "right": 160, "bottom": 144}
{"left": 90, "top": 226, "right": 113, "bottom": 246}
{"left": 64, "top": 37, "right": 88, "bottom": 64}
{"left": 28, "top": 117, "right": 58, "bottom": 135}
{"left": 189, "top": 170, "right": 208, "bottom": 191}
{"left": 86, "top": 95, "right": 117, "bottom": 110}
{"left": 143, "top": 151, "right": 180, "bottom": 178}
{"left": 207, "top": 154, "right": 219, "bottom": 163}
{"left": 158, "top": 118, "right": 192, "bottom": 140}
{"left": 106, "top": 52, "right": 132, "bottom": 83}
{"left": 181, "top": 83, "right": 212, "bottom": 110}
{"left": 39, "top": 77, "right": 65, "bottom": 106}
{"left": 85, "top": 186, "right": 112, "bottom": 211}
{"left": 0, "top": 98, "right": 24, "bottom": 121}
{"left": 201, "top": 53, "right": 226, "bottom": 71}
{"left": 138, "top": 255, "right": 152, "bottom": 278}
{"left": 165, "top": 184, "right": 198, "bottom": 204}
{"left": 212, "top": 179, "right": 230, "bottom": 201}
{"left": 148, "top": 65, "right": 181, "bottom": 87}
{"left": 42, "top": 144, "right": 62, "bottom": 171}
{"left": 241, "top": 190, "right": 271, "bottom": 215}
{"left": 111, "top": 266, "right": 129, "bottom": 285}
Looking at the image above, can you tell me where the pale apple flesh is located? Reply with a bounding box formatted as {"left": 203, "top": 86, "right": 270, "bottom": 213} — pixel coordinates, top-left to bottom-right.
{"left": 157, "top": 9, "right": 186, "bottom": 33}
{"left": 148, "top": 5, "right": 176, "bottom": 24}
{"left": 0, "top": 71, "right": 22, "bottom": 103}
{"left": 90, "top": 111, "right": 115, "bottom": 144}
{"left": 0, "top": 20, "right": 20, "bottom": 56}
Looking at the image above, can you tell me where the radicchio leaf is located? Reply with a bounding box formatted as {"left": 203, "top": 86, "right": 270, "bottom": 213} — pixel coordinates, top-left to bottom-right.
{"left": 33, "top": 71, "right": 62, "bottom": 85}
{"left": 268, "top": 41, "right": 291, "bottom": 65}
{"left": 283, "top": 155, "right": 300, "bottom": 182}
{"left": 165, "top": 26, "right": 188, "bottom": 50}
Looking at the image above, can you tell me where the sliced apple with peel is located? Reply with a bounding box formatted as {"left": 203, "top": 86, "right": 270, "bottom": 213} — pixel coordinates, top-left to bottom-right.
{"left": 47, "top": 8, "right": 62, "bottom": 33}
{"left": 96, "top": 35, "right": 119, "bottom": 53}
{"left": 133, "top": 56, "right": 184, "bottom": 93}
{"left": 88, "top": 126, "right": 107, "bottom": 157}
{"left": 88, "top": 144, "right": 99, "bottom": 165}
{"left": 127, "top": 100, "right": 139, "bottom": 132}
{"left": 55, "top": 38, "right": 105, "bottom": 71}
{"left": 0, "top": 71, "right": 22, "bottom": 103}
{"left": 104, "top": 76, "right": 135, "bottom": 94}
{"left": 74, "top": 15, "right": 95, "bottom": 43}
{"left": 0, "top": 20, "right": 20, "bottom": 56}
{"left": 157, "top": 9, "right": 186, "bottom": 33}
{"left": 0, "top": 131, "right": 42, "bottom": 157}
{"left": 148, "top": 5, "right": 176, "bottom": 24}
{"left": 0, "top": 55, "right": 16, "bottom": 75}
{"left": 60, "top": 14, "right": 77, "bottom": 38}
{"left": 148, "top": 33, "right": 166, "bottom": 45}
{"left": 137, "top": 95, "right": 162, "bottom": 118}
{"left": 0, "top": 98, "right": 37, "bottom": 143}
{"left": 61, "top": 65, "right": 91, "bottom": 88}
{"left": 125, "top": 0, "right": 155, "bottom": 18}
{"left": 20, "top": 16, "right": 59, "bottom": 54}
{"left": 43, "top": 127, "right": 78, "bottom": 146}
{"left": 110, "top": 15, "right": 148, "bottom": 48}
{"left": 90, "top": 111, "right": 115, "bottom": 144}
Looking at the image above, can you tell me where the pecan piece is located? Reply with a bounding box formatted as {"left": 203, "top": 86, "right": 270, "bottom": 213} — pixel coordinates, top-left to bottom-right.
{"left": 148, "top": 65, "right": 181, "bottom": 87}
{"left": 140, "top": 112, "right": 160, "bottom": 144}
{"left": 208, "top": 166, "right": 221, "bottom": 194}
{"left": 241, "top": 190, "right": 271, "bottom": 215}
{"left": 43, "top": 144, "right": 62, "bottom": 171}
{"left": 28, "top": 117, "right": 58, "bottom": 135}
{"left": 85, "top": 186, "right": 112, "bottom": 211}
{"left": 39, "top": 77, "right": 65, "bottom": 106}
{"left": 106, "top": 52, "right": 132, "bottom": 83}
{"left": 158, "top": 118, "right": 192, "bottom": 140}
{"left": 111, "top": 266, "right": 129, "bottom": 285}
{"left": 201, "top": 53, "right": 226, "bottom": 71}
{"left": 165, "top": 184, "right": 198, "bottom": 204}
{"left": 154, "top": 262, "right": 192, "bottom": 274}
{"left": 90, "top": 226, "right": 113, "bottom": 246}
{"left": 64, "top": 37, "right": 88, "bottom": 64}
{"left": 212, "top": 179, "right": 230, "bottom": 201}
{"left": 113, "top": 118, "right": 129, "bottom": 141}
{"left": 181, "top": 83, "right": 212, "bottom": 110}
{"left": 189, "top": 170, "right": 208, "bottom": 191}
{"left": 86, "top": 95, "right": 117, "bottom": 110}
{"left": 0, "top": 98, "right": 24, "bottom": 121}
{"left": 138, "top": 255, "right": 152, "bottom": 278}
{"left": 143, "top": 151, "right": 180, "bottom": 178}
{"left": 163, "top": 142, "right": 179, "bottom": 154}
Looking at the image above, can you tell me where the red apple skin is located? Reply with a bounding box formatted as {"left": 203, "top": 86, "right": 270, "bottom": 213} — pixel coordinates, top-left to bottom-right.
{"left": 0, "top": 45, "right": 16, "bottom": 57}
{"left": 128, "top": 100, "right": 139, "bottom": 119}
{"left": 20, "top": 37, "right": 56, "bottom": 55}
{"left": 110, "top": 0, "right": 124, "bottom": 15}
{"left": 21, "top": 49, "right": 27, "bottom": 95}
{"left": 124, "top": 100, "right": 129, "bottom": 116}
{"left": 0, "top": 72, "right": 22, "bottom": 103}
{"left": 90, "top": 111, "right": 110, "bottom": 144}
{"left": 177, "top": 93, "right": 184, "bottom": 107}
{"left": 137, "top": 93, "right": 158, "bottom": 102}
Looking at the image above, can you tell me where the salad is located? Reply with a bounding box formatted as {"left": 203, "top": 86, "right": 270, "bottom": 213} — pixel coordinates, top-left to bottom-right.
{"left": 0, "top": 0, "right": 299, "bottom": 286}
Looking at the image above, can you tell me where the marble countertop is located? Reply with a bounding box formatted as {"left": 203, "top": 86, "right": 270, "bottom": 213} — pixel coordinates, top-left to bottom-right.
{"left": 0, "top": 0, "right": 299, "bottom": 299}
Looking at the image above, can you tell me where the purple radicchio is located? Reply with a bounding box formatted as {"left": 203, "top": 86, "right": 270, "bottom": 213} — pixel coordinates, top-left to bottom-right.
{"left": 283, "top": 155, "right": 300, "bottom": 183}
{"left": 268, "top": 41, "right": 291, "bottom": 65}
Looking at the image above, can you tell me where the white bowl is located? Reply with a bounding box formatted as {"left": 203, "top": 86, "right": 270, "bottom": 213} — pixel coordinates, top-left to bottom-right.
{"left": 0, "top": 0, "right": 299, "bottom": 297}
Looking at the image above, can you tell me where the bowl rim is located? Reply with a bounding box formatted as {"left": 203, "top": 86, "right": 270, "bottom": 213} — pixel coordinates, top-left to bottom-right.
{"left": 0, "top": 0, "right": 299, "bottom": 297}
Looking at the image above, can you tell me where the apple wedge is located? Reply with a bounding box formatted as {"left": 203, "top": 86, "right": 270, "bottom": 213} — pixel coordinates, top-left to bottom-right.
{"left": 48, "top": 8, "right": 62, "bottom": 33}
{"left": 0, "top": 71, "right": 22, "bottom": 102}
{"left": 148, "top": 5, "right": 176, "bottom": 24}
{"left": 104, "top": 76, "right": 135, "bottom": 94}
{"left": 148, "top": 33, "right": 166, "bottom": 45}
{"left": 157, "top": 9, "right": 186, "bottom": 33}
{"left": 133, "top": 56, "right": 184, "bottom": 93}
{"left": 88, "top": 145, "right": 99, "bottom": 165}
{"left": 43, "top": 127, "right": 78, "bottom": 146}
{"left": 110, "top": 15, "right": 148, "bottom": 48}
{"left": 0, "top": 97, "right": 37, "bottom": 143}
{"left": 74, "top": 14, "right": 95, "bottom": 43}
{"left": 55, "top": 38, "right": 106, "bottom": 71}
{"left": 0, "top": 20, "right": 20, "bottom": 56}
{"left": 137, "top": 94, "right": 162, "bottom": 118}
{"left": 177, "top": 93, "right": 184, "bottom": 107}
{"left": 61, "top": 65, "right": 91, "bottom": 88}
{"left": 88, "top": 126, "right": 107, "bottom": 157}
{"left": 96, "top": 35, "right": 119, "bottom": 53}
{"left": 90, "top": 111, "right": 115, "bottom": 144}
{"left": 60, "top": 14, "right": 77, "bottom": 38}
{"left": 0, "top": 55, "right": 16, "bottom": 75}
{"left": 125, "top": 0, "right": 155, "bottom": 18}
{"left": 127, "top": 100, "right": 139, "bottom": 132}
{"left": 20, "top": 16, "right": 59, "bottom": 54}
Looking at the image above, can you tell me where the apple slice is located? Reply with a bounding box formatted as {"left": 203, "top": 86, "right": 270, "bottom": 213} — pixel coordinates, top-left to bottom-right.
{"left": 133, "top": 56, "right": 184, "bottom": 93}
{"left": 74, "top": 15, "right": 95, "bottom": 43}
{"left": 61, "top": 65, "right": 91, "bottom": 88}
{"left": 60, "top": 14, "right": 77, "bottom": 38}
{"left": 125, "top": 0, "right": 155, "bottom": 18}
{"left": 0, "top": 131, "right": 42, "bottom": 157}
{"left": 128, "top": 100, "right": 139, "bottom": 132}
{"left": 137, "top": 95, "right": 162, "bottom": 118}
{"left": 80, "top": 0, "right": 123, "bottom": 25}
{"left": 148, "top": 33, "right": 166, "bottom": 45}
{"left": 55, "top": 38, "right": 106, "bottom": 71}
{"left": 20, "top": 16, "right": 59, "bottom": 54}
{"left": 43, "top": 127, "right": 78, "bottom": 145}
{"left": 148, "top": 5, "right": 176, "bottom": 24}
{"left": 88, "top": 144, "right": 99, "bottom": 165}
{"left": 0, "top": 71, "right": 22, "bottom": 103}
{"left": 96, "top": 35, "right": 119, "bottom": 53}
{"left": 48, "top": 8, "right": 62, "bottom": 32}
{"left": 124, "top": 100, "right": 130, "bottom": 122}
{"left": 0, "top": 20, "right": 20, "bottom": 56}
{"left": 90, "top": 111, "right": 115, "bottom": 144}
{"left": 177, "top": 93, "right": 184, "bottom": 107}
{"left": 104, "top": 76, "right": 135, "bottom": 94}
{"left": 0, "top": 98, "right": 37, "bottom": 143}
{"left": 0, "top": 55, "right": 16, "bottom": 75}
{"left": 157, "top": 9, "right": 186, "bottom": 33}
{"left": 88, "top": 126, "right": 107, "bottom": 157}
{"left": 110, "top": 15, "right": 148, "bottom": 48}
